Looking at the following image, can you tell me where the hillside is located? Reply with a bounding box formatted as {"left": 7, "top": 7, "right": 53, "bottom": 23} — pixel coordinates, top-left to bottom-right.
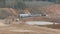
{"left": 24, "top": 1, "right": 55, "bottom": 14}
{"left": 41, "top": 4, "right": 60, "bottom": 15}
{"left": 0, "top": 8, "right": 18, "bottom": 19}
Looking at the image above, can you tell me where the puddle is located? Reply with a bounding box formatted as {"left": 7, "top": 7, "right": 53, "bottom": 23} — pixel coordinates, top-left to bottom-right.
{"left": 25, "top": 21, "right": 59, "bottom": 25}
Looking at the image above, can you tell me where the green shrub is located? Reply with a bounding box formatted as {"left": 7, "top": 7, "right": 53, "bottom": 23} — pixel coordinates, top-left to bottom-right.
{"left": 14, "top": 2, "right": 26, "bottom": 9}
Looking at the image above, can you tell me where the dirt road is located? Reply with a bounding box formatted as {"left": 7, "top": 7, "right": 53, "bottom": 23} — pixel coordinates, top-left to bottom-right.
{"left": 0, "top": 24, "right": 60, "bottom": 34}
{"left": 0, "top": 19, "right": 60, "bottom": 34}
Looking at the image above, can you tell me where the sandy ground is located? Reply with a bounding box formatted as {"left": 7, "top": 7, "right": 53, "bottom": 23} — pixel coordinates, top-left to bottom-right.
{"left": 0, "top": 24, "right": 60, "bottom": 34}
{"left": 0, "top": 20, "right": 60, "bottom": 34}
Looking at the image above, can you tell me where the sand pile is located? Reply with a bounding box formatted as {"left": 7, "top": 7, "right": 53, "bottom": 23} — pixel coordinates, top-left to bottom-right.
{"left": 0, "top": 22, "right": 7, "bottom": 26}
{"left": 8, "top": 24, "right": 60, "bottom": 34}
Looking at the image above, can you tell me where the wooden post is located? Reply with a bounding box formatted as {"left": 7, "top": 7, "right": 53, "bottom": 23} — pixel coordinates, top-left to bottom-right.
{"left": 53, "top": 21, "right": 55, "bottom": 28}
{"left": 53, "top": 22, "right": 55, "bottom": 26}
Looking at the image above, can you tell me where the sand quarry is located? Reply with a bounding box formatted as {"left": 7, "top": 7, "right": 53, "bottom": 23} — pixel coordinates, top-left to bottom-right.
{"left": 0, "top": 6, "right": 60, "bottom": 34}
{"left": 0, "top": 19, "right": 59, "bottom": 34}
